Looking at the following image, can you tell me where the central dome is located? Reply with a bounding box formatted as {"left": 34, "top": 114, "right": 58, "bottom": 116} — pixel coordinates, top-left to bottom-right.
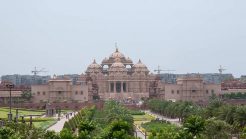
{"left": 108, "top": 58, "right": 127, "bottom": 72}
{"left": 110, "top": 48, "right": 125, "bottom": 59}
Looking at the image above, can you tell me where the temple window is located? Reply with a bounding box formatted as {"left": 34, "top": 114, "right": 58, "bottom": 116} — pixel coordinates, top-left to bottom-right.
{"left": 110, "top": 83, "right": 114, "bottom": 92}
{"left": 75, "top": 91, "right": 78, "bottom": 95}
{"left": 171, "top": 90, "right": 174, "bottom": 94}
{"left": 177, "top": 90, "right": 179, "bottom": 94}
{"left": 37, "top": 92, "right": 40, "bottom": 95}
{"left": 43, "top": 92, "right": 46, "bottom": 95}
{"left": 81, "top": 91, "right": 83, "bottom": 95}
{"left": 116, "top": 82, "right": 121, "bottom": 93}
{"left": 211, "top": 90, "right": 214, "bottom": 94}
{"left": 123, "top": 82, "right": 127, "bottom": 92}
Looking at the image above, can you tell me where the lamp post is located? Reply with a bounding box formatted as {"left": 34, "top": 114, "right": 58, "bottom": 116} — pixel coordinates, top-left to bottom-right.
{"left": 6, "top": 83, "right": 15, "bottom": 122}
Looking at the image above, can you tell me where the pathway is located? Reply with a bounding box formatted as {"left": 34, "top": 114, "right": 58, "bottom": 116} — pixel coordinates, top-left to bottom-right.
{"left": 144, "top": 110, "right": 181, "bottom": 126}
{"left": 47, "top": 112, "right": 76, "bottom": 132}
{"left": 135, "top": 125, "right": 147, "bottom": 139}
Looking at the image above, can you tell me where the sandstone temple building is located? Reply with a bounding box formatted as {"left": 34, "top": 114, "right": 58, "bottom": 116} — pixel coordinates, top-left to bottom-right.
{"left": 2, "top": 48, "right": 237, "bottom": 106}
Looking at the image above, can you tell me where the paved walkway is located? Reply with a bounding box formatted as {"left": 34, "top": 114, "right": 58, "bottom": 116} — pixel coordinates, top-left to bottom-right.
{"left": 144, "top": 110, "right": 181, "bottom": 127}
{"left": 47, "top": 112, "right": 76, "bottom": 132}
{"left": 135, "top": 125, "right": 147, "bottom": 139}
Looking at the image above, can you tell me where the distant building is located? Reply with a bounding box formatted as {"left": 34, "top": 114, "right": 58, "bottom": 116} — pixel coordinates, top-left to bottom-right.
{"left": 221, "top": 80, "right": 246, "bottom": 94}
{"left": 1, "top": 75, "right": 51, "bottom": 86}
{"left": 159, "top": 73, "right": 234, "bottom": 84}
{"left": 31, "top": 77, "right": 88, "bottom": 103}
{"left": 0, "top": 81, "right": 31, "bottom": 105}
{"left": 241, "top": 75, "right": 246, "bottom": 83}
{"left": 158, "top": 74, "right": 221, "bottom": 103}
{"left": 56, "top": 74, "right": 80, "bottom": 85}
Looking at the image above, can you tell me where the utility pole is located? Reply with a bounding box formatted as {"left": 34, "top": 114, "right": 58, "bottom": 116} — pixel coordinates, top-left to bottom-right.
{"left": 6, "top": 82, "right": 15, "bottom": 122}
{"left": 154, "top": 65, "right": 175, "bottom": 83}
{"left": 218, "top": 65, "right": 226, "bottom": 83}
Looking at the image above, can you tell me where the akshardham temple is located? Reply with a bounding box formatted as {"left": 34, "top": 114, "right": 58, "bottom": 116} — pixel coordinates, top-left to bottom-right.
{"left": 29, "top": 48, "right": 223, "bottom": 104}
{"left": 80, "top": 48, "right": 156, "bottom": 101}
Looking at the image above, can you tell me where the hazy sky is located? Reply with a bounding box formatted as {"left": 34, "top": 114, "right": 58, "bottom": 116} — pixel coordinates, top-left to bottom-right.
{"left": 0, "top": 0, "right": 245, "bottom": 77}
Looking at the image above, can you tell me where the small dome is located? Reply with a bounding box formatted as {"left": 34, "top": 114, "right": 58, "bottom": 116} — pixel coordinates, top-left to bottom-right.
{"left": 86, "top": 59, "right": 102, "bottom": 74}
{"left": 133, "top": 59, "right": 149, "bottom": 73}
{"left": 126, "top": 57, "right": 133, "bottom": 63}
{"left": 110, "top": 48, "right": 125, "bottom": 59}
{"left": 109, "top": 58, "right": 127, "bottom": 72}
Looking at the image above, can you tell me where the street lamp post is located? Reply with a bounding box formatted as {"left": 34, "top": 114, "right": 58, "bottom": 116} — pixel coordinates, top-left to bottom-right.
{"left": 6, "top": 83, "right": 15, "bottom": 122}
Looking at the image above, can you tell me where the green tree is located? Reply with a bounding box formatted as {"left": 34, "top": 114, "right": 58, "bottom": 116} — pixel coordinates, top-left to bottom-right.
{"left": 203, "top": 118, "right": 232, "bottom": 139}
{"left": 183, "top": 115, "right": 205, "bottom": 138}
{"left": 60, "top": 128, "right": 75, "bottom": 139}
{"left": 0, "top": 127, "right": 17, "bottom": 139}
{"left": 234, "top": 106, "right": 246, "bottom": 128}
{"left": 21, "top": 91, "right": 32, "bottom": 101}
{"left": 241, "top": 127, "right": 246, "bottom": 139}
{"left": 44, "top": 131, "right": 60, "bottom": 139}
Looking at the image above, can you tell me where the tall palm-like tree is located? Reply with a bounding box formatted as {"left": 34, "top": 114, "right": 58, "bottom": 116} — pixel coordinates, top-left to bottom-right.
{"left": 233, "top": 106, "right": 246, "bottom": 128}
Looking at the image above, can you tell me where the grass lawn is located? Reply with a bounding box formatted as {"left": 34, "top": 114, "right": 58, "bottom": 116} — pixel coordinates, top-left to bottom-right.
{"left": 133, "top": 113, "right": 155, "bottom": 132}
{"left": 133, "top": 114, "right": 155, "bottom": 121}
{"left": 141, "top": 121, "right": 178, "bottom": 132}
{"left": 0, "top": 107, "right": 45, "bottom": 119}
{"left": 33, "top": 120, "right": 57, "bottom": 130}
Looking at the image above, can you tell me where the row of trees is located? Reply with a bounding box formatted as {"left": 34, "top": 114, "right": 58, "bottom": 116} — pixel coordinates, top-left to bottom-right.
{"left": 148, "top": 115, "right": 246, "bottom": 139}
{"left": 147, "top": 97, "right": 246, "bottom": 138}
{"left": 62, "top": 100, "right": 137, "bottom": 139}
{"left": 222, "top": 92, "right": 246, "bottom": 99}
{"left": 148, "top": 99, "right": 199, "bottom": 122}
{"left": 0, "top": 101, "right": 137, "bottom": 139}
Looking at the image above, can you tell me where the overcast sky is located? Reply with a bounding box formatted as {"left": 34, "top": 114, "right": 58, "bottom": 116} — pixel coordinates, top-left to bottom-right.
{"left": 0, "top": 0, "right": 245, "bottom": 77}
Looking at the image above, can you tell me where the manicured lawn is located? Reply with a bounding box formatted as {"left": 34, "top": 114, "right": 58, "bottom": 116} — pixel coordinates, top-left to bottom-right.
{"left": 141, "top": 121, "right": 177, "bottom": 132}
{"left": 33, "top": 120, "right": 57, "bottom": 130}
{"left": 133, "top": 114, "right": 155, "bottom": 121}
{"left": 0, "top": 107, "right": 45, "bottom": 119}
{"left": 0, "top": 107, "right": 57, "bottom": 129}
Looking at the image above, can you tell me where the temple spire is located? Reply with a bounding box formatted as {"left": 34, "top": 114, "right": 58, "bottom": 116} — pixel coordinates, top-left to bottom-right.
{"left": 115, "top": 42, "right": 119, "bottom": 52}
{"left": 93, "top": 59, "right": 96, "bottom": 64}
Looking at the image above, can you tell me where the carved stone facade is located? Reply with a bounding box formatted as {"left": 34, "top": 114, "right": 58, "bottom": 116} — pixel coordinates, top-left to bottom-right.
{"left": 30, "top": 48, "right": 225, "bottom": 104}
{"left": 82, "top": 48, "right": 156, "bottom": 101}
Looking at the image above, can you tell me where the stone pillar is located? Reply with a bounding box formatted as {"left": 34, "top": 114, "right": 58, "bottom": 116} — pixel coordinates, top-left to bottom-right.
{"left": 114, "top": 82, "right": 116, "bottom": 93}
{"left": 121, "top": 82, "right": 123, "bottom": 93}
{"left": 108, "top": 82, "right": 110, "bottom": 93}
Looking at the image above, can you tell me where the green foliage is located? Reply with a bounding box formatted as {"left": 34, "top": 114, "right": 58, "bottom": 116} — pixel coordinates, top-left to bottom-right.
{"left": 183, "top": 115, "right": 205, "bottom": 138}
{"left": 44, "top": 131, "right": 61, "bottom": 139}
{"left": 128, "top": 109, "right": 145, "bottom": 115}
{"left": 0, "top": 127, "right": 17, "bottom": 139}
{"left": 143, "top": 121, "right": 180, "bottom": 139}
{"left": 101, "top": 120, "right": 134, "bottom": 139}
{"left": 63, "top": 101, "right": 136, "bottom": 138}
{"left": 241, "top": 127, "right": 246, "bottom": 139}
{"left": 60, "top": 128, "right": 75, "bottom": 139}
{"left": 202, "top": 118, "right": 232, "bottom": 139}
{"left": 148, "top": 99, "right": 198, "bottom": 122}
{"left": 234, "top": 106, "right": 246, "bottom": 128}
{"left": 78, "top": 120, "right": 96, "bottom": 134}
{"left": 21, "top": 91, "right": 32, "bottom": 101}
{"left": 223, "top": 92, "right": 246, "bottom": 99}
